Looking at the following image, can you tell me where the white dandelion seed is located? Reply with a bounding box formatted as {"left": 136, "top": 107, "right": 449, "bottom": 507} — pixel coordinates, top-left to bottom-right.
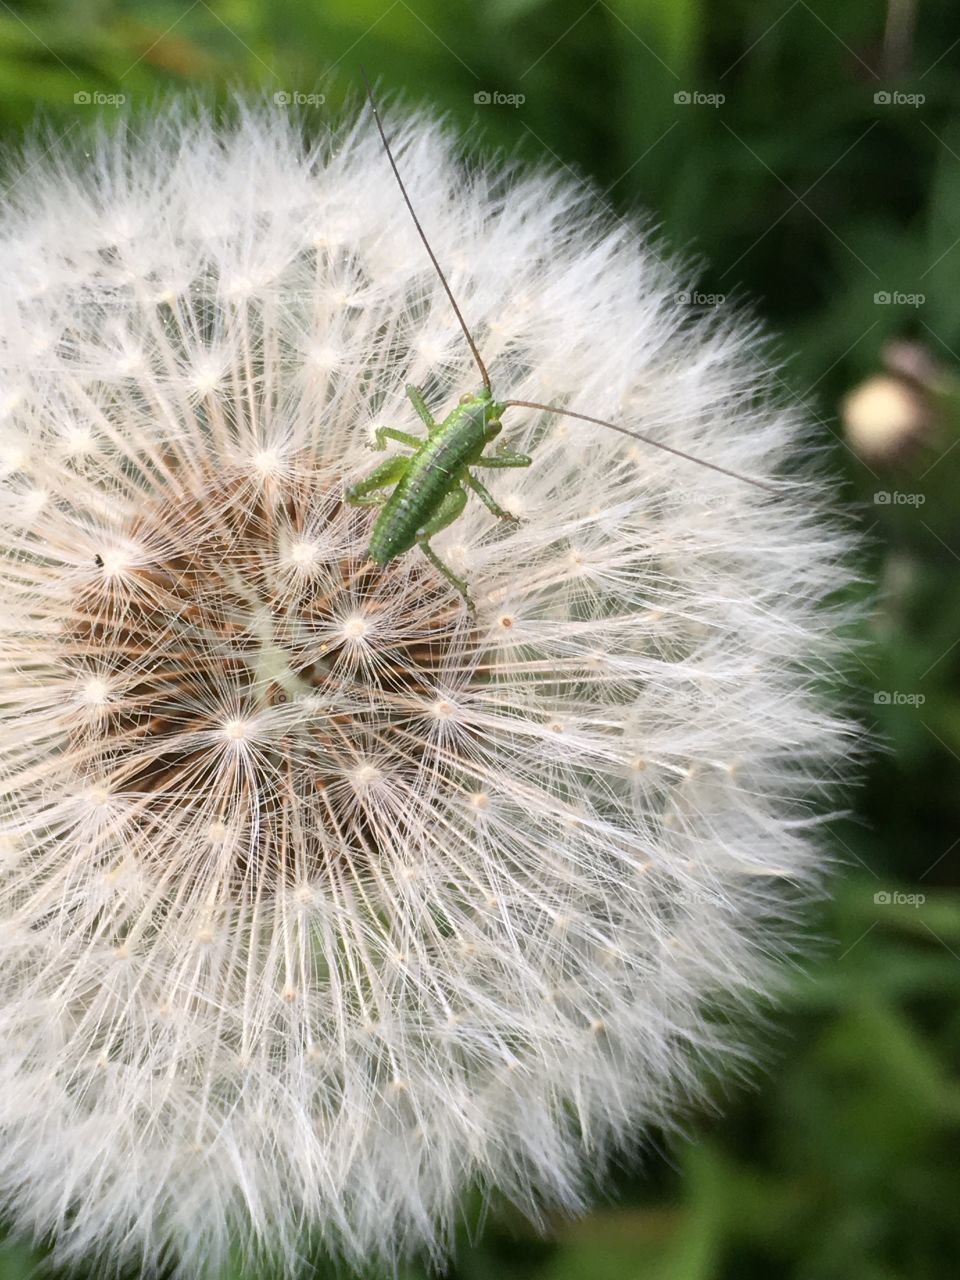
{"left": 0, "top": 99, "right": 854, "bottom": 1276}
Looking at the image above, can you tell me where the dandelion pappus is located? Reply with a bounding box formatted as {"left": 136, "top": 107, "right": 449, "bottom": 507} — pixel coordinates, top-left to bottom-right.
{"left": 347, "top": 71, "right": 777, "bottom": 612}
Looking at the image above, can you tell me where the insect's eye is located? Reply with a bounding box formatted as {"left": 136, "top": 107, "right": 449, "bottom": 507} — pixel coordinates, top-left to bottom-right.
{"left": 459, "top": 393, "right": 473, "bottom": 405}
{"left": 487, "top": 419, "right": 502, "bottom": 436}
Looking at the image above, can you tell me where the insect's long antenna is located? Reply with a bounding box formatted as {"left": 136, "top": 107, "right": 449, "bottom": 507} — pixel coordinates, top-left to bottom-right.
{"left": 502, "top": 400, "right": 777, "bottom": 493}
{"left": 359, "top": 68, "right": 491, "bottom": 393}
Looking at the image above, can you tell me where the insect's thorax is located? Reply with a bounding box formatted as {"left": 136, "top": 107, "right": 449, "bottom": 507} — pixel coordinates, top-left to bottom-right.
{"left": 429, "top": 395, "right": 503, "bottom": 449}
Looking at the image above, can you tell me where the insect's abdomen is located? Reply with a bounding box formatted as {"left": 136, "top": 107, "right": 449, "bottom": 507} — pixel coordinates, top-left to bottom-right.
{"left": 369, "top": 404, "right": 487, "bottom": 564}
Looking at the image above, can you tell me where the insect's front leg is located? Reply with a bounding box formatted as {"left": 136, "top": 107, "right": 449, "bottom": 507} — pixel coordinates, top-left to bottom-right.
{"left": 405, "top": 384, "right": 437, "bottom": 431}
{"left": 463, "top": 470, "right": 520, "bottom": 523}
{"left": 417, "top": 486, "right": 474, "bottom": 611}
{"left": 345, "top": 455, "right": 409, "bottom": 507}
{"left": 371, "top": 426, "right": 422, "bottom": 451}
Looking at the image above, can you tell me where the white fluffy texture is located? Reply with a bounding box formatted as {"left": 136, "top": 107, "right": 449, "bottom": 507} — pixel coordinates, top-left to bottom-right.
{"left": 0, "top": 102, "right": 851, "bottom": 1276}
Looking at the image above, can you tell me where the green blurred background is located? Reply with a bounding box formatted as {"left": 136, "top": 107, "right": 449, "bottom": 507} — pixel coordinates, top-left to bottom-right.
{"left": 1, "top": 1, "right": 959, "bottom": 1277}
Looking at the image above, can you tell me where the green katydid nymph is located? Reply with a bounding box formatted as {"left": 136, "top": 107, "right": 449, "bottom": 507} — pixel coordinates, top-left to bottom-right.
{"left": 346, "top": 383, "right": 529, "bottom": 610}
{"left": 347, "top": 73, "right": 775, "bottom": 613}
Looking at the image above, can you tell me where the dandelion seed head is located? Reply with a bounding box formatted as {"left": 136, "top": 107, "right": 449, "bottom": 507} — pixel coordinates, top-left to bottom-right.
{"left": 221, "top": 717, "right": 252, "bottom": 742}
{"left": 78, "top": 676, "right": 111, "bottom": 706}
{"left": 60, "top": 425, "right": 97, "bottom": 456}
{"left": 0, "top": 99, "right": 854, "bottom": 1278}
{"left": 249, "top": 446, "right": 284, "bottom": 478}
{"left": 341, "top": 613, "right": 369, "bottom": 640}
{"left": 286, "top": 538, "right": 321, "bottom": 568}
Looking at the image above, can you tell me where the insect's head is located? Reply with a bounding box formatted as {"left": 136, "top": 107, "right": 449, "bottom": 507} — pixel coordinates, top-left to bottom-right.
{"left": 460, "top": 389, "right": 507, "bottom": 442}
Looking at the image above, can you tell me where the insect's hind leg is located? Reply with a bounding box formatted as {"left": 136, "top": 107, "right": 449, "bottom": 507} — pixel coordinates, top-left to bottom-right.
{"left": 417, "top": 486, "right": 473, "bottom": 611}
{"left": 475, "top": 449, "right": 532, "bottom": 470}
{"left": 345, "top": 455, "right": 408, "bottom": 506}
{"left": 463, "top": 470, "right": 519, "bottom": 523}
